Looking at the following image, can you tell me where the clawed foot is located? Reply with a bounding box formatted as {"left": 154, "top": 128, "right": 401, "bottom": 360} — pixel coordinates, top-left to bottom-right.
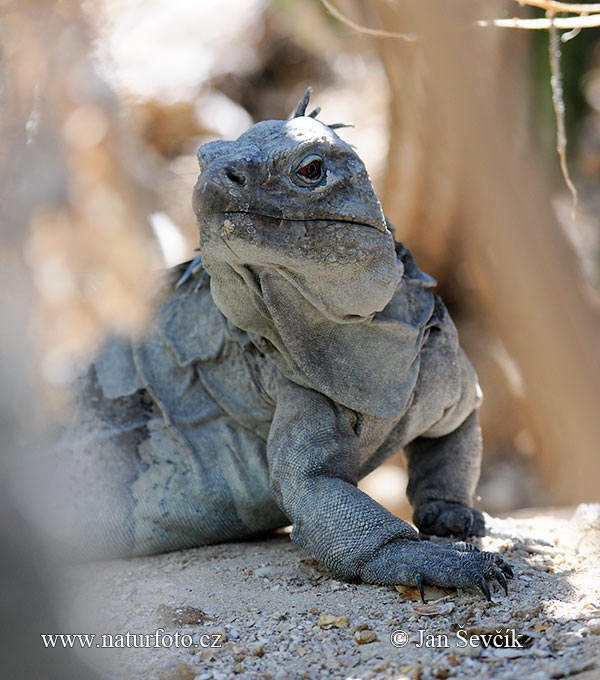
{"left": 360, "top": 537, "right": 514, "bottom": 602}
{"left": 414, "top": 500, "right": 485, "bottom": 540}
{"left": 420, "top": 542, "right": 513, "bottom": 602}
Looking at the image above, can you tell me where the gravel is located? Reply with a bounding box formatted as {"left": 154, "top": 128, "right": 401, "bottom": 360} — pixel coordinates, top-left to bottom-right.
{"left": 57, "top": 506, "right": 600, "bottom": 679}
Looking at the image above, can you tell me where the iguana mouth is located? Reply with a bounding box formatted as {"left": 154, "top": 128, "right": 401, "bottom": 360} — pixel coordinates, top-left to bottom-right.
{"left": 199, "top": 210, "right": 388, "bottom": 234}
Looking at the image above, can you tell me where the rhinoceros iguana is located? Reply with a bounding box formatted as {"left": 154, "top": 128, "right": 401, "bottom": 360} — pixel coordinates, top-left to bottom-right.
{"left": 60, "top": 88, "right": 512, "bottom": 601}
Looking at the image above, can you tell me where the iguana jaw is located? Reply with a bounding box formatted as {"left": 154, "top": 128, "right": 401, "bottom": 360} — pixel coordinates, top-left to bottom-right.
{"left": 198, "top": 210, "right": 389, "bottom": 234}
{"left": 198, "top": 209, "right": 400, "bottom": 325}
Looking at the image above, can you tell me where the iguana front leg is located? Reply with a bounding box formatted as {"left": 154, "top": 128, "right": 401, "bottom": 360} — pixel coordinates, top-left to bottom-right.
{"left": 267, "top": 380, "right": 512, "bottom": 599}
{"left": 406, "top": 411, "right": 486, "bottom": 540}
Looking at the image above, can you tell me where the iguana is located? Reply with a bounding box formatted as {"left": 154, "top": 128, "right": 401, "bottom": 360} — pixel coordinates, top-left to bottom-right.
{"left": 60, "top": 88, "right": 512, "bottom": 601}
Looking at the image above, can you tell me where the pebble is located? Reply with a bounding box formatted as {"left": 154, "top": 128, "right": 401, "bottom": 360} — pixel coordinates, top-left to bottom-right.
{"left": 69, "top": 516, "right": 600, "bottom": 680}
{"left": 561, "top": 633, "right": 583, "bottom": 647}
{"left": 354, "top": 628, "right": 377, "bottom": 644}
{"left": 587, "top": 618, "right": 600, "bottom": 634}
{"left": 318, "top": 613, "right": 349, "bottom": 628}
{"left": 253, "top": 565, "right": 283, "bottom": 579}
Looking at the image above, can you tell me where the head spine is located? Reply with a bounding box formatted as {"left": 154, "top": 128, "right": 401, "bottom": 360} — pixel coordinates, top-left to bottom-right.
{"left": 291, "top": 86, "right": 354, "bottom": 131}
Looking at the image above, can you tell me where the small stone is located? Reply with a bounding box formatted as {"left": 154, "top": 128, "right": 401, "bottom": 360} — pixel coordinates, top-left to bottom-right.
{"left": 354, "top": 628, "right": 377, "bottom": 644}
{"left": 156, "top": 604, "right": 208, "bottom": 626}
{"left": 254, "top": 565, "right": 282, "bottom": 579}
{"left": 374, "top": 660, "right": 391, "bottom": 672}
{"left": 400, "top": 663, "right": 421, "bottom": 676}
{"left": 351, "top": 623, "right": 369, "bottom": 633}
{"left": 318, "top": 613, "right": 349, "bottom": 628}
{"left": 561, "top": 633, "right": 583, "bottom": 647}
{"left": 413, "top": 601, "right": 455, "bottom": 617}
{"left": 252, "top": 644, "right": 265, "bottom": 657}
{"left": 587, "top": 618, "right": 600, "bottom": 634}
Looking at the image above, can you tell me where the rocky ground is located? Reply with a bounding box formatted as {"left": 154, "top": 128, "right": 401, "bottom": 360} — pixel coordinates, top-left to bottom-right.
{"left": 55, "top": 506, "right": 600, "bottom": 680}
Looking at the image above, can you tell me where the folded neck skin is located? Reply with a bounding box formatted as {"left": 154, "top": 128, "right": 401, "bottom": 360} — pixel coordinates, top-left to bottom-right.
{"left": 193, "top": 113, "right": 436, "bottom": 419}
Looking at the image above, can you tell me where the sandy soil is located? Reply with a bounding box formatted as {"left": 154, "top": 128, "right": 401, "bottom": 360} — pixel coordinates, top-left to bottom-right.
{"left": 56, "top": 506, "right": 600, "bottom": 680}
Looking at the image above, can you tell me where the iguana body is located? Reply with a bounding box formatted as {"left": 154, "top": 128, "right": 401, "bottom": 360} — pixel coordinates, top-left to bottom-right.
{"left": 62, "top": 89, "right": 511, "bottom": 599}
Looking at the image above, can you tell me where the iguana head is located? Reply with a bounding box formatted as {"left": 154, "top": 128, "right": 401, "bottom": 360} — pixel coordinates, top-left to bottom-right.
{"left": 192, "top": 87, "right": 400, "bottom": 323}
{"left": 193, "top": 92, "right": 387, "bottom": 232}
{"left": 191, "top": 89, "right": 434, "bottom": 418}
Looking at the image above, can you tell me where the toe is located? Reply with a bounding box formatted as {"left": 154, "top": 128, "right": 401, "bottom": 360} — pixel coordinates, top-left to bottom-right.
{"left": 494, "top": 569, "right": 509, "bottom": 596}
{"left": 461, "top": 513, "right": 473, "bottom": 540}
{"left": 472, "top": 574, "right": 492, "bottom": 602}
{"left": 416, "top": 573, "right": 426, "bottom": 603}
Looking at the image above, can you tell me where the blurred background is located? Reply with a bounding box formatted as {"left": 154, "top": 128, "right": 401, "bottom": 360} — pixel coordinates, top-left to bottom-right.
{"left": 1, "top": 1, "right": 600, "bottom": 673}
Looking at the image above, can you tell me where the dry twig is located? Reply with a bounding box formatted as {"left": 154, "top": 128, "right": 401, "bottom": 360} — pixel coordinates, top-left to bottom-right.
{"left": 548, "top": 14, "right": 578, "bottom": 216}
{"left": 512, "top": 0, "right": 600, "bottom": 13}
{"left": 477, "top": 14, "right": 600, "bottom": 28}
{"left": 320, "top": 0, "right": 416, "bottom": 41}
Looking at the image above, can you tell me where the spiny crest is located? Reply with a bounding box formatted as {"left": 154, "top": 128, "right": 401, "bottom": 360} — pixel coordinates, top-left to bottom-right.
{"left": 291, "top": 86, "right": 354, "bottom": 131}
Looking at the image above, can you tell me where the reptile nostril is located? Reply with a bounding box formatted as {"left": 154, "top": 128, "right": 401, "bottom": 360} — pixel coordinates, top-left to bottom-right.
{"left": 225, "top": 166, "right": 247, "bottom": 186}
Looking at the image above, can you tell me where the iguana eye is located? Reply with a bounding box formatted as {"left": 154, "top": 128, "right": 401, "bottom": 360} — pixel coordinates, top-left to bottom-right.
{"left": 296, "top": 155, "right": 324, "bottom": 184}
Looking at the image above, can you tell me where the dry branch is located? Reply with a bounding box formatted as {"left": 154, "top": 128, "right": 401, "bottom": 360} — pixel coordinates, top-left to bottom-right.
{"left": 320, "top": 0, "right": 416, "bottom": 40}
{"left": 548, "top": 16, "right": 578, "bottom": 216}
{"left": 478, "top": 14, "right": 600, "bottom": 28}
{"left": 512, "top": 0, "right": 600, "bottom": 13}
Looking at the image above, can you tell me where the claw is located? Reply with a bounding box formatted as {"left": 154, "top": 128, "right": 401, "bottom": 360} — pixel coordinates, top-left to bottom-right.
{"left": 475, "top": 576, "right": 492, "bottom": 602}
{"left": 416, "top": 573, "right": 426, "bottom": 603}
{"left": 462, "top": 513, "right": 473, "bottom": 540}
{"left": 494, "top": 570, "right": 509, "bottom": 596}
{"left": 494, "top": 557, "right": 514, "bottom": 579}
{"left": 481, "top": 552, "right": 514, "bottom": 580}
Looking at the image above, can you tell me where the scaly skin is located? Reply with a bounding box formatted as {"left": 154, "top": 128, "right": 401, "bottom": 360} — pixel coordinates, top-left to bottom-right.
{"left": 60, "top": 88, "right": 512, "bottom": 599}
